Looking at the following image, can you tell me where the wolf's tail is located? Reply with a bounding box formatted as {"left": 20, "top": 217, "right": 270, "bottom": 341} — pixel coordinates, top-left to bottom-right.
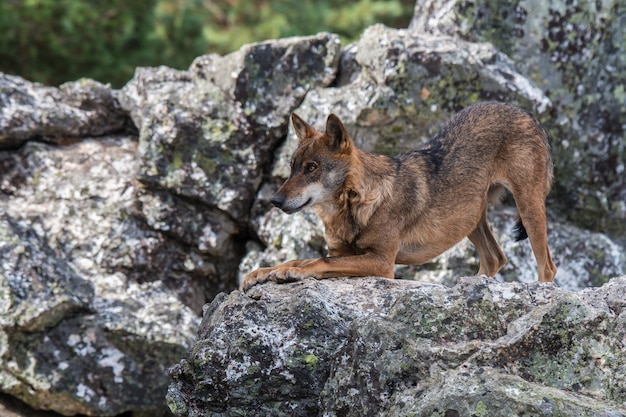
{"left": 513, "top": 218, "right": 528, "bottom": 241}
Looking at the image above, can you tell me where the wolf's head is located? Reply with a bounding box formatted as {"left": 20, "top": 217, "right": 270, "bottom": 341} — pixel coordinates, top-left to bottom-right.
{"left": 271, "top": 113, "right": 354, "bottom": 214}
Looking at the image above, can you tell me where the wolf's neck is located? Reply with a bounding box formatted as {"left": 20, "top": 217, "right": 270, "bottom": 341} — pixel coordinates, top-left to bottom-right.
{"left": 340, "top": 150, "right": 394, "bottom": 227}
{"left": 314, "top": 150, "right": 394, "bottom": 243}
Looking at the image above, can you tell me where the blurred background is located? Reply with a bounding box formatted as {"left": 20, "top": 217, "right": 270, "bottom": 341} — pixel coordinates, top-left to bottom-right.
{"left": 0, "top": 0, "right": 414, "bottom": 88}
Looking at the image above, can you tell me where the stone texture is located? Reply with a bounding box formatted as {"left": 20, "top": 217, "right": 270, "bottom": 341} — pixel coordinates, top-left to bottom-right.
{"left": 117, "top": 32, "right": 341, "bottom": 221}
{"left": 1, "top": 276, "right": 197, "bottom": 416}
{"left": 0, "top": 73, "right": 130, "bottom": 149}
{"left": 0, "top": 137, "right": 200, "bottom": 416}
{"left": 0, "top": 32, "right": 344, "bottom": 416}
{"left": 0, "top": 137, "right": 217, "bottom": 312}
{"left": 0, "top": 392, "right": 62, "bottom": 417}
{"left": 167, "top": 276, "right": 626, "bottom": 417}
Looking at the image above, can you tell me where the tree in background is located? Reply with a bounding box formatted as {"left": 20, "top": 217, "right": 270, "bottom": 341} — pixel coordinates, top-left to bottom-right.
{"left": 0, "top": 0, "right": 163, "bottom": 87}
{"left": 0, "top": 0, "right": 413, "bottom": 88}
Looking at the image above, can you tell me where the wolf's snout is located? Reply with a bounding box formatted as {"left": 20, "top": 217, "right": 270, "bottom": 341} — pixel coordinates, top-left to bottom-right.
{"left": 271, "top": 194, "right": 285, "bottom": 209}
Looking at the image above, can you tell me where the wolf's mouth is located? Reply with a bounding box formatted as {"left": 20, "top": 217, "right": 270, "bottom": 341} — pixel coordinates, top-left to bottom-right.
{"left": 282, "top": 198, "right": 312, "bottom": 214}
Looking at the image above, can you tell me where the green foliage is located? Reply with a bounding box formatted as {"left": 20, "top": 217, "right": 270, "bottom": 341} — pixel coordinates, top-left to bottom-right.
{"left": 0, "top": 0, "right": 413, "bottom": 88}
{"left": 202, "top": 0, "right": 411, "bottom": 53}
{"left": 0, "top": 0, "right": 163, "bottom": 87}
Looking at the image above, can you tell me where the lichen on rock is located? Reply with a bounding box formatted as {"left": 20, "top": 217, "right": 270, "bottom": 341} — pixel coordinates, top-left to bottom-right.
{"left": 0, "top": 137, "right": 200, "bottom": 416}
{"left": 0, "top": 73, "right": 131, "bottom": 149}
{"left": 168, "top": 276, "right": 626, "bottom": 417}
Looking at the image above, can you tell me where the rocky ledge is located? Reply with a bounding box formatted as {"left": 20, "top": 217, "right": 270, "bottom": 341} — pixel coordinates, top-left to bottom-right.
{"left": 168, "top": 276, "right": 626, "bottom": 417}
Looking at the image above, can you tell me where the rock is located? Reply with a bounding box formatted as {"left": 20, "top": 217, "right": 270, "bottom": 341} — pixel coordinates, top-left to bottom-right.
{"left": 0, "top": 211, "right": 94, "bottom": 333}
{"left": 167, "top": 278, "right": 411, "bottom": 417}
{"left": 167, "top": 276, "right": 626, "bottom": 416}
{"left": 0, "top": 73, "right": 130, "bottom": 149}
{"left": 0, "top": 213, "right": 199, "bottom": 416}
{"left": 116, "top": 32, "right": 343, "bottom": 298}
{"left": 0, "top": 32, "right": 344, "bottom": 416}
{"left": 0, "top": 137, "right": 200, "bottom": 416}
{"left": 115, "top": 65, "right": 192, "bottom": 131}
{"left": 116, "top": 33, "right": 342, "bottom": 295}
{"left": 0, "top": 136, "right": 218, "bottom": 311}
{"left": 286, "top": 24, "right": 550, "bottom": 158}
{"left": 118, "top": 32, "right": 341, "bottom": 222}
{"left": 189, "top": 33, "right": 341, "bottom": 131}
{"left": 385, "top": 366, "right": 626, "bottom": 417}
{"left": 0, "top": 392, "right": 62, "bottom": 417}
{"left": 410, "top": 0, "right": 626, "bottom": 236}
{"left": 238, "top": 204, "right": 327, "bottom": 284}
{"left": 119, "top": 66, "right": 255, "bottom": 219}
{"left": 1, "top": 275, "right": 197, "bottom": 416}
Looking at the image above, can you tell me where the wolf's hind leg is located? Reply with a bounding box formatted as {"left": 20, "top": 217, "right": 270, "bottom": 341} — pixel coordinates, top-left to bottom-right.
{"left": 468, "top": 210, "right": 507, "bottom": 277}
{"left": 514, "top": 198, "right": 557, "bottom": 282}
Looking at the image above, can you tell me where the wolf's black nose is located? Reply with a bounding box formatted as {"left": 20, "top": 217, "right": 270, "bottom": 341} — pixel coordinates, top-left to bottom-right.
{"left": 271, "top": 194, "right": 285, "bottom": 208}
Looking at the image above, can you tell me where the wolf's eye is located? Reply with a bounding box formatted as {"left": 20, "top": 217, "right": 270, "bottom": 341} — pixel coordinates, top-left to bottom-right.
{"left": 305, "top": 163, "right": 317, "bottom": 173}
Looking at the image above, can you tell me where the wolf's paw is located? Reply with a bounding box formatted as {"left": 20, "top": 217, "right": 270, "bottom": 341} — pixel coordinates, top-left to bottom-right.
{"left": 242, "top": 266, "right": 307, "bottom": 292}
{"left": 269, "top": 267, "right": 307, "bottom": 284}
{"left": 241, "top": 267, "right": 273, "bottom": 292}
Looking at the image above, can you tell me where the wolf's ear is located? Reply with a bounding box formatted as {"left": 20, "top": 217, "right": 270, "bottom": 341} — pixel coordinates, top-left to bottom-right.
{"left": 325, "top": 114, "right": 352, "bottom": 154}
{"left": 291, "top": 113, "right": 314, "bottom": 142}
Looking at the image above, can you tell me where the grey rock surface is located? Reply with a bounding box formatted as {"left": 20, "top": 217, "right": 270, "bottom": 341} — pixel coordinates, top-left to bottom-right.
{"left": 0, "top": 74, "right": 130, "bottom": 149}
{"left": 0, "top": 137, "right": 200, "bottom": 416}
{"left": 0, "top": 33, "right": 344, "bottom": 416}
{"left": 117, "top": 32, "right": 341, "bottom": 221}
{"left": 0, "top": 136, "right": 214, "bottom": 312}
{"left": 167, "top": 276, "right": 626, "bottom": 417}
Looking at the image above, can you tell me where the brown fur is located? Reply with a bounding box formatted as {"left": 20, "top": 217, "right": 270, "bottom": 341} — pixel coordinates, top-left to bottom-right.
{"left": 242, "top": 102, "right": 557, "bottom": 291}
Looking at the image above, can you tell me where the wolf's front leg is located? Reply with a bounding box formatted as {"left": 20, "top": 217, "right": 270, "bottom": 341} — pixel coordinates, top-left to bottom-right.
{"left": 241, "top": 259, "right": 313, "bottom": 291}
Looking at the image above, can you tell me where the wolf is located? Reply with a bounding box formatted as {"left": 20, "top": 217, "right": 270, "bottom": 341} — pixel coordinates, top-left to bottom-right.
{"left": 242, "top": 101, "right": 557, "bottom": 291}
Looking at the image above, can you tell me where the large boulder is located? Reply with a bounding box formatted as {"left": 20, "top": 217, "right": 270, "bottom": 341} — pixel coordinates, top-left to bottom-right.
{"left": 116, "top": 33, "right": 342, "bottom": 295}
{"left": 117, "top": 32, "right": 341, "bottom": 221}
{"left": 0, "top": 136, "right": 215, "bottom": 312}
{"left": 0, "top": 137, "right": 200, "bottom": 416}
{"left": 410, "top": 0, "right": 626, "bottom": 236}
{"left": 167, "top": 276, "right": 626, "bottom": 416}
